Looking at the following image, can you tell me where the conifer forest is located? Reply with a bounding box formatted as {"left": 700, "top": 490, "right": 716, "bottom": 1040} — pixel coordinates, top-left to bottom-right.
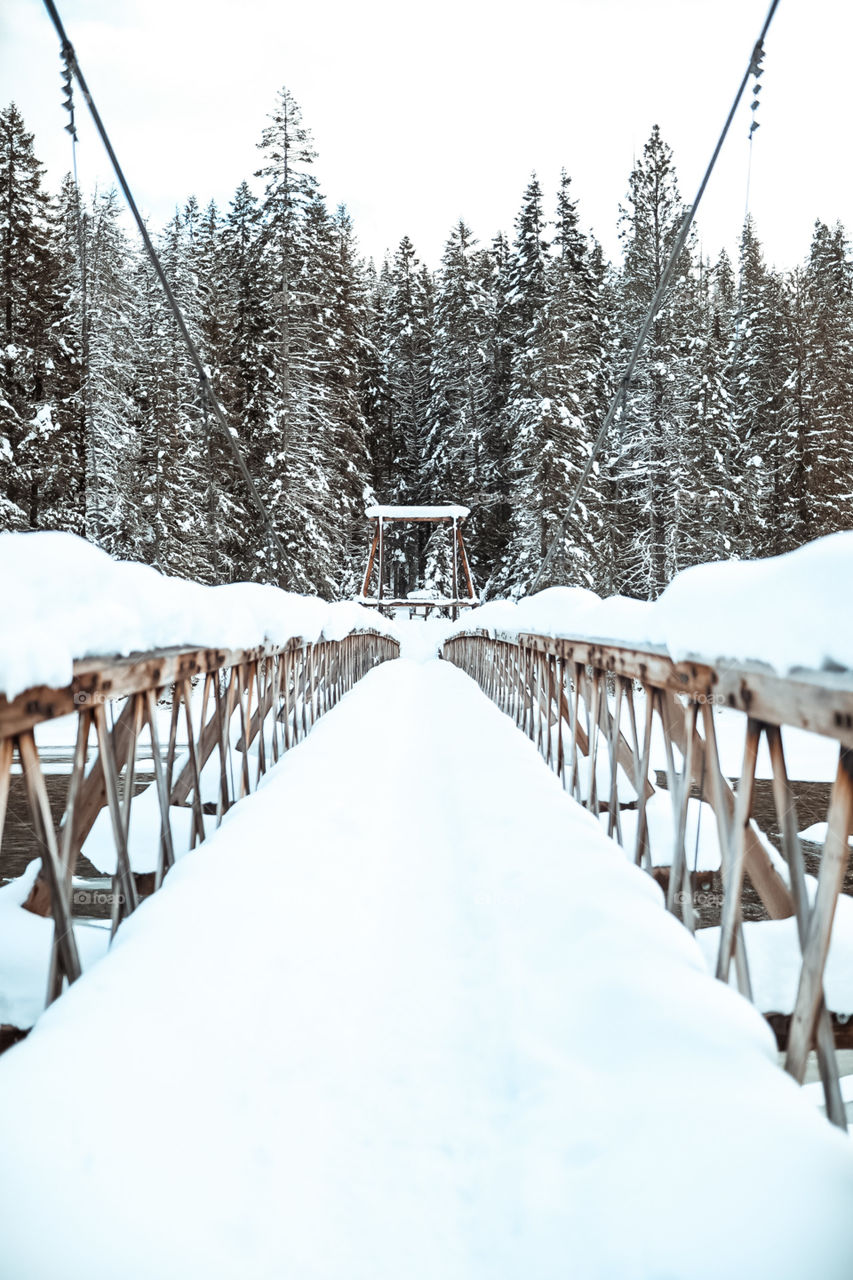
{"left": 2, "top": 89, "right": 852, "bottom": 601}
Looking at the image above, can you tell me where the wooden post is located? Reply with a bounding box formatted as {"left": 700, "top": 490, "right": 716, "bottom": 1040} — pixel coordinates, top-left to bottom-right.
{"left": 786, "top": 749, "right": 853, "bottom": 1082}
{"left": 361, "top": 525, "right": 379, "bottom": 598}
{"left": 456, "top": 524, "right": 475, "bottom": 602}
{"left": 378, "top": 517, "right": 384, "bottom": 603}
{"left": 765, "top": 726, "right": 846, "bottom": 1128}
{"left": 18, "top": 732, "right": 82, "bottom": 988}
{"left": 451, "top": 518, "right": 459, "bottom": 621}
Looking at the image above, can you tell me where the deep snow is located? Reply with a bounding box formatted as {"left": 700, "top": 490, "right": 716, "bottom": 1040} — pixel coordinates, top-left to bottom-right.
{"left": 0, "top": 649, "right": 851, "bottom": 1279}
{"left": 449, "top": 532, "right": 853, "bottom": 675}
{"left": 0, "top": 530, "right": 399, "bottom": 699}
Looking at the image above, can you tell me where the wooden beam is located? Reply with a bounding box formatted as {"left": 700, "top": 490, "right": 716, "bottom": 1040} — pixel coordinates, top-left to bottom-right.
{"left": 514, "top": 633, "right": 853, "bottom": 746}
{"left": 451, "top": 518, "right": 459, "bottom": 622}
{"left": 786, "top": 749, "right": 853, "bottom": 1082}
{"left": 455, "top": 525, "right": 476, "bottom": 601}
{"left": 361, "top": 527, "right": 380, "bottom": 598}
{"left": 765, "top": 725, "right": 846, "bottom": 1128}
{"left": 661, "top": 692, "right": 794, "bottom": 921}
{"left": 17, "top": 732, "right": 82, "bottom": 986}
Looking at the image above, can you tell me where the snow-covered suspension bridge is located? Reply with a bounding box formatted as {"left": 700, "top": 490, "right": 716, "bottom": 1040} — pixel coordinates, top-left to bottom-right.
{"left": 1, "top": 535, "right": 853, "bottom": 1277}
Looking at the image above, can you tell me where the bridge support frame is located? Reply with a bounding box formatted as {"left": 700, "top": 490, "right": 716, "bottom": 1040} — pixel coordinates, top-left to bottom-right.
{"left": 442, "top": 629, "right": 853, "bottom": 1130}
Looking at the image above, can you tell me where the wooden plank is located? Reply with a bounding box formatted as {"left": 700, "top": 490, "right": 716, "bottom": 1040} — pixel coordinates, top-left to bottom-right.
{"left": 660, "top": 692, "right": 794, "bottom": 921}
{"left": 92, "top": 703, "right": 139, "bottom": 936}
{"left": 47, "top": 709, "right": 92, "bottom": 1003}
{"left": 180, "top": 679, "right": 206, "bottom": 849}
{"left": 716, "top": 718, "right": 760, "bottom": 990}
{"left": 700, "top": 700, "right": 752, "bottom": 997}
{"left": 17, "top": 732, "right": 82, "bottom": 987}
{"left": 511, "top": 634, "right": 853, "bottom": 746}
{"left": 361, "top": 527, "right": 380, "bottom": 598}
{"left": 766, "top": 725, "right": 846, "bottom": 1129}
{"left": 0, "top": 640, "right": 310, "bottom": 739}
{"left": 0, "top": 737, "right": 12, "bottom": 851}
{"left": 143, "top": 689, "right": 175, "bottom": 890}
{"left": 455, "top": 525, "right": 476, "bottom": 602}
{"left": 786, "top": 749, "right": 853, "bottom": 1082}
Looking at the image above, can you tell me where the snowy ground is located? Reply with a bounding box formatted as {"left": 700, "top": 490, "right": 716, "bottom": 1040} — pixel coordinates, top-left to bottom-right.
{"left": 0, "top": 636, "right": 851, "bottom": 1279}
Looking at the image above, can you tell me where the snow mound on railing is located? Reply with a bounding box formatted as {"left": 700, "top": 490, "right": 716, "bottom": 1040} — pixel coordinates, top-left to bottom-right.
{"left": 0, "top": 531, "right": 400, "bottom": 700}
{"left": 448, "top": 532, "right": 853, "bottom": 675}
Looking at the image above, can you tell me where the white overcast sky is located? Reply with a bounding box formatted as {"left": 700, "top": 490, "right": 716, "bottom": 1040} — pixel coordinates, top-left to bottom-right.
{"left": 0, "top": 0, "right": 849, "bottom": 271}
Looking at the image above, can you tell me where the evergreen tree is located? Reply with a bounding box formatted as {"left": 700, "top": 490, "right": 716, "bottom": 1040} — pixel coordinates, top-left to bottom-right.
{"left": 492, "top": 173, "right": 608, "bottom": 595}
{"left": 613, "top": 126, "right": 697, "bottom": 597}
{"left": 255, "top": 86, "right": 322, "bottom": 588}
{"left": 0, "top": 103, "right": 57, "bottom": 529}
{"left": 799, "top": 219, "right": 853, "bottom": 541}
{"left": 77, "top": 187, "right": 140, "bottom": 552}
{"left": 424, "top": 219, "right": 491, "bottom": 587}
{"left": 132, "top": 208, "right": 206, "bottom": 576}
{"left": 219, "top": 179, "right": 275, "bottom": 578}
{"left": 729, "top": 216, "right": 793, "bottom": 558}
{"left": 369, "top": 235, "right": 433, "bottom": 594}
{"left": 679, "top": 250, "right": 738, "bottom": 565}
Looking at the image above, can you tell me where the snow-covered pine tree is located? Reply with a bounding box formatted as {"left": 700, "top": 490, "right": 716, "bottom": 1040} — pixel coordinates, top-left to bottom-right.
{"left": 0, "top": 103, "right": 60, "bottom": 530}
{"left": 31, "top": 172, "right": 86, "bottom": 536}
{"left": 492, "top": 172, "right": 608, "bottom": 596}
{"left": 540, "top": 172, "right": 609, "bottom": 589}
{"left": 74, "top": 187, "right": 141, "bottom": 553}
{"left": 471, "top": 231, "right": 514, "bottom": 591}
{"left": 290, "top": 190, "right": 361, "bottom": 595}
{"left": 369, "top": 235, "right": 434, "bottom": 594}
{"left": 190, "top": 196, "right": 253, "bottom": 582}
{"left": 799, "top": 219, "right": 853, "bottom": 541}
{"left": 131, "top": 207, "right": 206, "bottom": 576}
{"left": 360, "top": 258, "right": 393, "bottom": 506}
{"left": 321, "top": 205, "right": 374, "bottom": 595}
{"left": 729, "top": 216, "right": 793, "bottom": 558}
{"left": 679, "top": 250, "right": 737, "bottom": 565}
{"left": 488, "top": 174, "right": 551, "bottom": 597}
{"left": 613, "top": 127, "right": 698, "bottom": 598}
{"left": 218, "top": 179, "right": 276, "bottom": 579}
{"left": 423, "top": 219, "right": 491, "bottom": 588}
{"left": 255, "top": 87, "right": 324, "bottom": 590}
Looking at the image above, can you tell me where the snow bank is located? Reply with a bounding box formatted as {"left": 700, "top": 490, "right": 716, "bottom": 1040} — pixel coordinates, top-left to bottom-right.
{"left": 0, "top": 656, "right": 851, "bottom": 1278}
{"left": 0, "top": 531, "right": 400, "bottom": 699}
{"left": 448, "top": 532, "right": 853, "bottom": 675}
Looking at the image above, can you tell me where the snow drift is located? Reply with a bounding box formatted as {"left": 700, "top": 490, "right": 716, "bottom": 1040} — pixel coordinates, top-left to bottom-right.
{"left": 451, "top": 532, "right": 853, "bottom": 675}
{"left": 0, "top": 531, "right": 400, "bottom": 699}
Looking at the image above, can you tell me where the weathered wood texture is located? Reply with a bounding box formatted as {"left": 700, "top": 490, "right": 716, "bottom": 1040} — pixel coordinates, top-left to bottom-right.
{"left": 442, "top": 629, "right": 853, "bottom": 1130}
{"left": 0, "top": 630, "right": 399, "bottom": 1019}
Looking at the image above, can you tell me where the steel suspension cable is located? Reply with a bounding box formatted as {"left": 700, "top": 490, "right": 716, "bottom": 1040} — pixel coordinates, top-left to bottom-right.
{"left": 41, "top": 0, "right": 293, "bottom": 584}
{"left": 530, "top": 0, "right": 781, "bottom": 594}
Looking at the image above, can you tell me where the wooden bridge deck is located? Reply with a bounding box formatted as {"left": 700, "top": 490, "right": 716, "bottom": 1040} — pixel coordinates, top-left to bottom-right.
{"left": 0, "top": 649, "right": 851, "bottom": 1278}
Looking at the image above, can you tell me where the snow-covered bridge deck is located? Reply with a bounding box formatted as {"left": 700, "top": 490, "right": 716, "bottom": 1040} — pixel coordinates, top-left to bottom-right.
{"left": 1, "top": 642, "right": 852, "bottom": 1279}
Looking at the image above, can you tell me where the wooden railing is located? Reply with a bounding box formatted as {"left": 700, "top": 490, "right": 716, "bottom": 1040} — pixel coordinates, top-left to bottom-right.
{"left": 0, "top": 630, "right": 398, "bottom": 1016}
{"left": 442, "top": 629, "right": 853, "bottom": 1129}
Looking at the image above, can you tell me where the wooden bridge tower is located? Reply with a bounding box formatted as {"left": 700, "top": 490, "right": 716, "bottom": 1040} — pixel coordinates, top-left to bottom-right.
{"left": 359, "top": 505, "right": 478, "bottom": 620}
